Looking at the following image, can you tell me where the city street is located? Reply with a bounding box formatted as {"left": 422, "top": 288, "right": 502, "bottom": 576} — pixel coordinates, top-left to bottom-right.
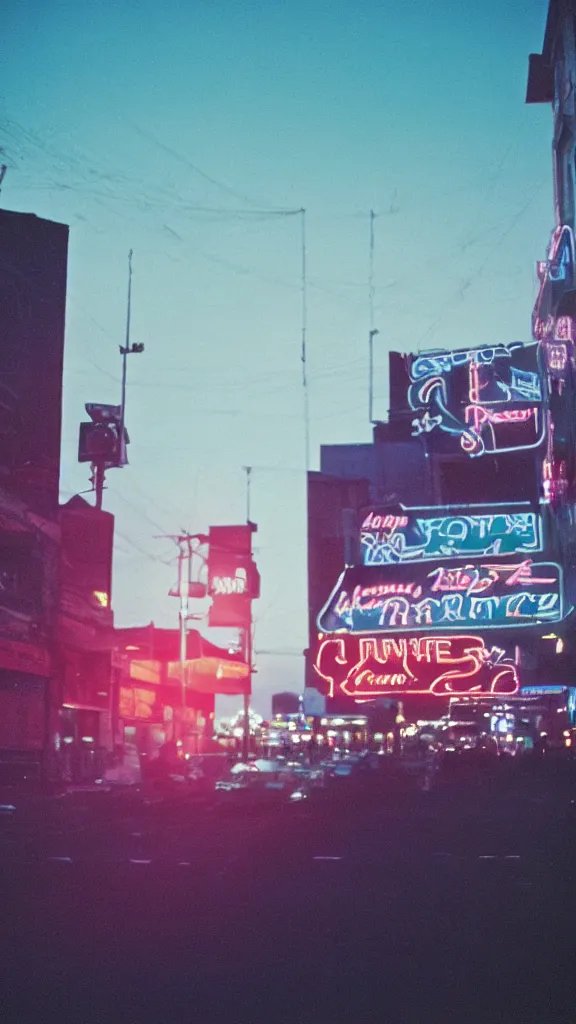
{"left": 1, "top": 771, "right": 576, "bottom": 1023}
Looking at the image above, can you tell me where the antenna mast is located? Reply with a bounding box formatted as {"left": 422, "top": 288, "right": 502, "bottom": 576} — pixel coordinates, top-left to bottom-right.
{"left": 368, "top": 210, "right": 379, "bottom": 423}
{"left": 300, "top": 208, "right": 310, "bottom": 471}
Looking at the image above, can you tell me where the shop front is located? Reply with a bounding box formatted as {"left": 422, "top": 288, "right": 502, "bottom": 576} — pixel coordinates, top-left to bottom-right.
{"left": 118, "top": 661, "right": 216, "bottom": 766}
{"left": 114, "top": 625, "right": 248, "bottom": 766}
{"left": 58, "top": 627, "right": 113, "bottom": 782}
{"left": 0, "top": 638, "right": 51, "bottom": 782}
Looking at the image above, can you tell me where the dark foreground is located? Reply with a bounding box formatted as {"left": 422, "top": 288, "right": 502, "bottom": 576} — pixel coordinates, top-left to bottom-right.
{"left": 1, "top": 766, "right": 576, "bottom": 1024}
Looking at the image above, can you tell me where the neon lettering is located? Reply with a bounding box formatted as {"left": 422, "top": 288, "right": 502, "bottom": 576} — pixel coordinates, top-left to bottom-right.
{"left": 211, "top": 572, "right": 248, "bottom": 596}
{"left": 361, "top": 512, "right": 409, "bottom": 531}
{"left": 314, "top": 633, "right": 519, "bottom": 699}
{"left": 410, "top": 344, "right": 519, "bottom": 381}
{"left": 406, "top": 341, "right": 543, "bottom": 458}
{"left": 361, "top": 510, "right": 541, "bottom": 565}
{"left": 554, "top": 317, "right": 576, "bottom": 342}
{"left": 318, "top": 561, "right": 564, "bottom": 633}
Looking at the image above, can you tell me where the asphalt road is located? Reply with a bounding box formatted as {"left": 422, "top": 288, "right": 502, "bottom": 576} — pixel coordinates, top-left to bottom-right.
{"left": 1, "top": 772, "right": 576, "bottom": 1024}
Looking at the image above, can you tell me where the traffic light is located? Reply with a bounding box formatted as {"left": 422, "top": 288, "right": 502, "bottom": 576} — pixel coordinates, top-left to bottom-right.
{"left": 78, "top": 403, "right": 129, "bottom": 467}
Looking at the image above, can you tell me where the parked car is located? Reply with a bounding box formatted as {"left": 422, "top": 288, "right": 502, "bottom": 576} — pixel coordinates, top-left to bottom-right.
{"left": 214, "top": 759, "right": 309, "bottom": 811}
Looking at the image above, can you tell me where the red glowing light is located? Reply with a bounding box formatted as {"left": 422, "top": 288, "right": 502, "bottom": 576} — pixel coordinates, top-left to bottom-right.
{"left": 465, "top": 405, "right": 536, "bottom": 432}
{"left": 314, "top": 633, "right": 519, "bottom": 699}
{"left": 361, "top": 512, "right": 409, "bottom": 532}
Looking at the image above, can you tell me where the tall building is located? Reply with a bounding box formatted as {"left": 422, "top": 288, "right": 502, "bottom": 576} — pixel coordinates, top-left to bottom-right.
{"left": 0, "top": 210, "right": 69, "bottom": 780}
{"left": 0, "top": 210, "right": 69, "bottom": 516}
{"left": 56, "top": 496, "right": 115, "bottom": 781}
{"left": 527, "top": 0, "right": 576, "bottom": 232}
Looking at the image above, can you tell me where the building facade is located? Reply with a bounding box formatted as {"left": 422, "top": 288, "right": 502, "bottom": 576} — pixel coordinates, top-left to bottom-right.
{"left": 308, "top": 338, "right": 573, "bottom": 719}
{"left": 0, "top": 210, "right": 69, "bottom": 781}
{"left": 527, "top": 0, "right": 576, "bottom": 232}
{"left": 113, "top": 624, "right": 249, "bottom": 762}
{"left": 0, "top": 209, "right": 121, "bottom": 782}
{"left": 304, "top": 6, "right": 576, "bottom": 724}
{"left": 56, "top": 496, "right": 115, "bottom": 781}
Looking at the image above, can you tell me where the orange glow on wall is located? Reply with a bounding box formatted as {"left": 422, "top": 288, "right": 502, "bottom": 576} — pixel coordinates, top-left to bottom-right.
{"left": 129, "top": 659, "right": 162, "bottom": 684}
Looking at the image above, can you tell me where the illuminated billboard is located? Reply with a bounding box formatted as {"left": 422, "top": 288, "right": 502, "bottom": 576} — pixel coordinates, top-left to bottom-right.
{"left": 317, "top": 559, "right": 564, "bottom": 634}
{"left": 360, "top": 506, "right": 541, "bottom": 566}
{"left": 207, "top": 524, "right": 259, "bottom": 628}
{"left": 389, "top": 341, "right": 544, "bottom": 458}
{"left": 314, "top": 633, "right": 519, "bottom": 700}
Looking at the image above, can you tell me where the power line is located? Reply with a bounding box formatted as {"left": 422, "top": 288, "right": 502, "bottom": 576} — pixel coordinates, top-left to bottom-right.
{"left": 125, "top": 119, "right": 299, "bottom": 213}
{"left": 105, "top": 484, "right": 172, "bottom": 536}
{"left": 114, "top": 528, "right": 174, "bottom": 566}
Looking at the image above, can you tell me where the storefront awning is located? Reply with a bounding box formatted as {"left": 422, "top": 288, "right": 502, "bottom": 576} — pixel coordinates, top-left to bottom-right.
{"left": 168, "top": 656, "right": 250, "bottom": 695}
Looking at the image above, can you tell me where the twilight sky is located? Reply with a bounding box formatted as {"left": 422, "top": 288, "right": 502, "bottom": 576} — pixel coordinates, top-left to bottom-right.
{"left": 2, "top": 0, "right": 554, "bottom": 714}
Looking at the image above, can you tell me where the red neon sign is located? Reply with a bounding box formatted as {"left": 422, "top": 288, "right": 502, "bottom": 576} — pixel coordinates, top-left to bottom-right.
{"left": 314, "top": 633, "right": 519, "bottom": 700}
{"left": 465, "top": 405, "right": 537, "bottom": 430}
{"left": 361, "top": 512, "right": 409, "bottom": 532}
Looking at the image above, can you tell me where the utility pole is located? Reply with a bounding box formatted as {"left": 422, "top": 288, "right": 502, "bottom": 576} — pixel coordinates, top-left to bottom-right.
{"left": 242, "top": 467, "right": 253, "bottom": 761}
{"left": 242, "top": 622, "right": 252, "bottom": 762}
{"left": 93, "top": 462, "right": 106, "bottom": 511}
{"left": 243, "top": 465, "right": 252, "bottom": 522}
{"left": 80, "top": 251, "right": 143, "bottom": 511}
{"left": 160, "top": 531, "right": 208, "bottom": 747}
{"left": 177, "top": 537, "right": 189, "bottom": 745}
{"left": 368, "top": 210, "right": 379, "bottom": 423}
{"left": 119, "top": 250, "right": 144, "bottom": 467}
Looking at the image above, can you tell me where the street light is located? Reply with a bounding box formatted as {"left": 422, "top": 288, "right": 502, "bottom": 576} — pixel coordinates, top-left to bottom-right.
{"left": 118, "top": 251, "right": 144, "bottom": 466}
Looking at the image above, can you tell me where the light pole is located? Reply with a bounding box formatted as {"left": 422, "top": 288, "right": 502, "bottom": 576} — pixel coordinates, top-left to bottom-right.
{"left": 160, "top": 532, "right": 209, "bottom": 746}
{"left": 119, "top": 250, "right": 144, "bottom": 466}
{"left": 368, "top": 328, "right": 379, "bottom": 423}
{"left": 242, "top": 467, "right": 254, "bottom": 762}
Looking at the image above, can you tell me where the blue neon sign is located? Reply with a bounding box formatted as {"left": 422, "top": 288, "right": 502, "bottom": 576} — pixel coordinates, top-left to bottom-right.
{"left": 361, "top": 508, "right": 542, "bottom": 566}
{"left": 402, "top": 341, "right": 545, "bottom": 458}
{"left": 318, "top": 559, "right": 564, "bottom": 635}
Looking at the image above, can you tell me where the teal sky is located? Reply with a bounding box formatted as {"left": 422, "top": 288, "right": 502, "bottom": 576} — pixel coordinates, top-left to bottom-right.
{"left": 2, "top": 0, "right": 554, "bottom": 714}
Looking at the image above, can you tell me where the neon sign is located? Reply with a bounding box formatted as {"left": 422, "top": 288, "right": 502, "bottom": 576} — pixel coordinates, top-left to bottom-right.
{"left": 410, "top": 343, "right": 526, "bottom": 381}
{"left": 317, "top": 559, "right": 564, "bottom": 634}
{"left": 360, "top": 507, "right": 541, "bottom": 565}
{"left": 402, "top": 341, "right": 544, "bottom": 457}
{"left": 314, "top": 633, "right": 519, "bottom": 699}
{"left": 210, "top": 571, "right": 248, "bottom": 596}
{"left": 533, "top": 315, "right": 576, "bottom": 345}
{"left": 532, "top": 225, "right": 575, "bottom": 339}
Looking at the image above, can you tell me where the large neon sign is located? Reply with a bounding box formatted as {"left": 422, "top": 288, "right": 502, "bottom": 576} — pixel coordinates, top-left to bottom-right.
{"left": 397, "top": 341, "right": 544, "bottom": 457}
{"left": 360, "top": 507, "right": 541, "bottom": 565}
{"left": 314, "top": 633, "right": 519, "bottom": 699}
{"left": 317, "top": 559, "right": 564, "bottom": 634}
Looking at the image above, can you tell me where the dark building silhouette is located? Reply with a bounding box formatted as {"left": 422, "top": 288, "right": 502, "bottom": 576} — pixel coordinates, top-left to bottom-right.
{"left": 0, "top": 209, "right": 69, "bottom": 516}
{"left": 271, "top": 691, "right": 300, "bottom": 717}
{"left": 0, "top": 210, "right": 69, "bottom": 780}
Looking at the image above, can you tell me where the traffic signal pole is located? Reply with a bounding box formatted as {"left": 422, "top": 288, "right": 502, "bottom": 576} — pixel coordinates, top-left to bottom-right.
{"left": 242, "top": 624, "right": 252, "bottom": 762}
{"left": 177, "top": 539, "right": 188, "bottom": 745}
{"left": 93, "top": 461, "right": 106, "bottom": 511}
{"left": 158, "top": 532, "right": 208, "bottom": 746}
{"left": 242, "top": 468, "right": 253, "bottom": 762}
